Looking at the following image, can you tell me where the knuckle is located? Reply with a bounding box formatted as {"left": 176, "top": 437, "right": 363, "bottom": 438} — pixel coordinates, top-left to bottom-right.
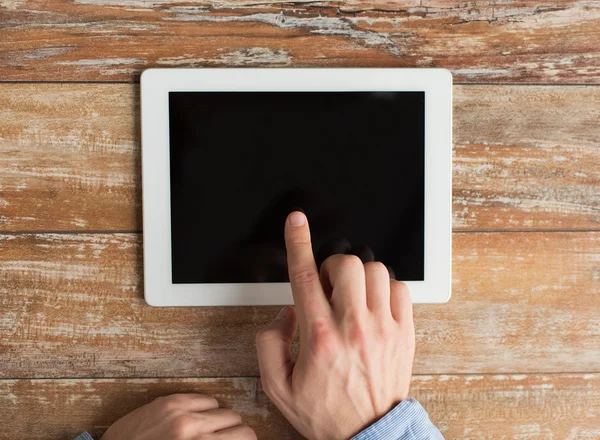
{"left": 339, "top": 254, "right": 364, "bottom": 271}
{"left": 288, "top": 235, "right": 311, "bottom": 246}
{"left": 290, "top": 266, "right": 317, "bottom": 286}
{"left": 208, "top": 396, "right": 219, "bottom": 408}
{"left": 393, "top": 280, "right": 410, "bottom": 294}
{"left": 256, "top": 328, "right": 277, "bottom": 345}
{"left": 347, "top": 322, "right": 369, "bottom": 349}
{"left": 197, "top": 395, "right": 218, "bottom": 409}
{"left": 223, "top": 408, "right": 243, "bottom": 425}
{"left": 375, "top": 320, "right": 397, "bottom": 344}
{"left": 321, "top": 253, "right": 341, "bottom": 267}
{"left": 344, "top": 308, "right": 365, "bottom": 325}
{"left": 311, "top": 317, "right": 331, "bottom": 339}
{"left": 239, "top": 424, "right": 258, "bottom": 440}
{"left": 169, "top": 415, "right": 196, "bottom": 438}
{"left": 364, "top": 261, "right": 388, "bottom": 278}
{"left": 310, "top": 319, "right": 338, "bottom": 356}
{"left": 153, "top": 395, "right": 179, "bottom": 412}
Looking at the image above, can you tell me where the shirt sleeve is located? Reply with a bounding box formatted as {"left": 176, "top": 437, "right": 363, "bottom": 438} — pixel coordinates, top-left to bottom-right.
{"left": 73, "top": 433, "right": 94, "bottom": 440}
{"left": 351, "top": 398, "right": 444, "bottom": 440}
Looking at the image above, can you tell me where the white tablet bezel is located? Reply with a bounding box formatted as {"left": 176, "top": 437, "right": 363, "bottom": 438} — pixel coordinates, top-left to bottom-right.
{"left": 141, "top": 68, "right": 452, "bottom": 306}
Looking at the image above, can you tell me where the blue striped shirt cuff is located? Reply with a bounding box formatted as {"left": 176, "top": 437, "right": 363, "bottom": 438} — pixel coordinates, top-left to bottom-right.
{"left": 351, "top": 398, "right": 444, "bottom": 440}
{"left": 73, "top": 433, "right": 94, "bottom": 440}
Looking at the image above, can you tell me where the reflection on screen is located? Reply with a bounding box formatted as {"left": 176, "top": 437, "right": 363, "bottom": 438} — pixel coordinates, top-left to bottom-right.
{"left": 169, "top": 92, "right": 425, "bottom": 283}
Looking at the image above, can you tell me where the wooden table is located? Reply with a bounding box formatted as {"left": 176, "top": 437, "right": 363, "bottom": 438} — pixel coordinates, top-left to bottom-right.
{"left": 1, "top": 1, "right": 599, "bottom": 438}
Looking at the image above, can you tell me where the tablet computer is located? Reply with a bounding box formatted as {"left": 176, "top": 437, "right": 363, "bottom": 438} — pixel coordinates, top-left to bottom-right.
{"left": 141, "top": 68, "right": 452, "bottom": 306}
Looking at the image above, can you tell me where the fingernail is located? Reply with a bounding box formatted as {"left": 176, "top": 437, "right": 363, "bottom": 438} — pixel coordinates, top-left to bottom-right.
{"left": 288, "top": 211, "right": 306, "bottom": 227}
{"left": 292, "top": 206, "right": 305, "bottom": 214}
{"left": 276, "top": 306, "right": 291, "bottom": 320}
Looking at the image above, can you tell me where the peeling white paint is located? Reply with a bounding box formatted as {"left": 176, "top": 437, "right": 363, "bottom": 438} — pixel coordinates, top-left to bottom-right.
{"left": 511, "top": 2, "right": 600, "bottom": 30}
{"left": 156, "top": 56, "right": 208, "bottom": 66}
{"left": 4, "top": 168, "right": 132, "bottom": 188}
{"left": 56, "top": 58, "right": 147, "bottom": 76}
{"left": 510, "top": 375, "right": 527, "bottom": 381}
{"left": 165, "top": 13, "right": 401, "bottom": 55}
{"left": 452, "top": 68, "right": 513, "bottom": 77}
{"left": 72, "top": 218, "right": 88, "bottom": 228}
{"left": 56, "top": 58, "right": 143, "bottom": 67}
{"left": 453, "top": 194, "right": 600, "bottom": 216}
{"left": 23, "top": 47, "right": 72, "bottom": 61}
{"left": 413, "top": 375, "right": 434, "bottom": 381}
{"left": 1, "top": 392, "right": 18, "bottom": 404}
{"left": 0, "top": 0, "right": 24, "bottom": 9}
{"left": 158, "top": 48, "right": 292, "bottom": 67}
{"left": 565, "top": 428, "right": 600, "bottom": 439}
{"left": 531, "top": 383, "right": 555, "bottom": 389}
{"left": 16, "top": 125, "right": 137, "bottom": 153}
{"left": 465, "top": 375, "right": 484, "bottom": 383}
{"left": 211, "top": 48, "right": 291, "bottom": 65}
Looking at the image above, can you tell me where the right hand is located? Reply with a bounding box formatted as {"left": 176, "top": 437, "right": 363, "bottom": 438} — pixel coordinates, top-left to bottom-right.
{"left": 100, "top": 393, "right": 256, "bottom": 440}
{"left": 256, "top": 211, "right": 415, "bottom": 440}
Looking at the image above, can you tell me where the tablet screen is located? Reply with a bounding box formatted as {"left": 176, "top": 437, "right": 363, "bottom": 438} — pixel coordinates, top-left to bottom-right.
{"left": 169, "top": 92, "right": 425, "bottom": 284}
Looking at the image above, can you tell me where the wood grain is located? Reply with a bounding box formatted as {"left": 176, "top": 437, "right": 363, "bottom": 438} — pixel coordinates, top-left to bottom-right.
{"left": 1, "top": 0, "right": 598, "bottom": 436}
{"left": 0, "top": 374, "right": 598, "bottom": 439}
{"left": 1, "top": 84, "right": 599, "bottom": 232}
{"left": 453, "top": 84, "right": 600, "bottom": 230}
{"left": 1, "top": 231, "right": 598, "bottom": 378}
{"left": 0, "top": 0, "right": 599, "bottom": 82}
{"left": 0, "top": 378, "right": 294, "bottom": 440}
{"left": 0, "top": 84, "right": 140, "bottom": 231}
{"left": 410, "top": 373, "right": 600, "bottom": 439}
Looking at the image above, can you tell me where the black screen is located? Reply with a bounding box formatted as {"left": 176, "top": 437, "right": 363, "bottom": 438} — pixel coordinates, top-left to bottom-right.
{"left": 169, "top": 92, "right": 425, "bottom": 283}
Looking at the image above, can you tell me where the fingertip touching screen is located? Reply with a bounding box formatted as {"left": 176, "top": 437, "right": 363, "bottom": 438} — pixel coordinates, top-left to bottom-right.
{"left": 168, "top": 92, "right": 425, "bottom": 283}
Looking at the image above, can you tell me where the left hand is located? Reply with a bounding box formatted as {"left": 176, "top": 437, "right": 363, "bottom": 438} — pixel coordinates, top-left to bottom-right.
{"left": 100, "top": 393, "right": 256, "bottom": 440}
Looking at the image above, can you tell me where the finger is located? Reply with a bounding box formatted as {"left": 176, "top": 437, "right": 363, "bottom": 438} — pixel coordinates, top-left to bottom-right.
{"left": 349, "top": 245, "right": 375, "bottom": 264}
{"left": 190, "top": 408, "right": 244, "bottom": 433}
{"left": 315, "top": 237, "right": 351, "bottom": 270}
{"left": 284, "top": 211, "right": 330, "bottom": 325}
{"left": 320, "top": 254, "right": 367, "bottom": 313}
{"left": 208, "top": 424, "right": 257, "bottom": 440}
{"left": 390, "top": 281, "right": 413, "bottom": 324}
{"left": 153, "top": 394, "right": 219, "bottom": 413}
{"left": 364, "top": 262, "right": 391, "bottom": 314}
{"left": 255, "top": 306, "right": 298, "bottom": 399}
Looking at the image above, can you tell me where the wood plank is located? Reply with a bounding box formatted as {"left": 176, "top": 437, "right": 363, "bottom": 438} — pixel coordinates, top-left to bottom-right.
{"left": 0, "top": 374, "right": 598, "bottom": 439}
{"left": 0, "top": 378, "right": 294, "bottom": 440}
{"left": 1, "top": 84, "right": 599, "bottom": 232}
{"left": 452, "top": 85, "right": 600, "bottom": 231}
{"left": 1, "top": 231, "right": 598, "bottom": 378}
{"left": 0, "top": 1, "right": 598, "bottom": 82}
{"left": 0, "top": 84, "right": 140, "bottom": 231}
{"left": 410, "top": 373, "right": 600, "bottom": 439}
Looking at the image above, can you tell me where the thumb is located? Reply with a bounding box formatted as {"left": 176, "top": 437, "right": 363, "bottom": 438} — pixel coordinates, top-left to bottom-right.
{"left": 256, "top": 306, "right": 298, "bottom": 398}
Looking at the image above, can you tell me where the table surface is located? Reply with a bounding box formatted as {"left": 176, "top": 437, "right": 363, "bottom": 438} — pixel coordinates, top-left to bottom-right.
{"left": 0, "top": 1, "right": 599, "bottom": 439}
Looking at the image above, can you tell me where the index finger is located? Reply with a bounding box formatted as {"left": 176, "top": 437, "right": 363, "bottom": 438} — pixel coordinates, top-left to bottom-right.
{"left": 284, "top": 211, "right": 331, "bottom": 326}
